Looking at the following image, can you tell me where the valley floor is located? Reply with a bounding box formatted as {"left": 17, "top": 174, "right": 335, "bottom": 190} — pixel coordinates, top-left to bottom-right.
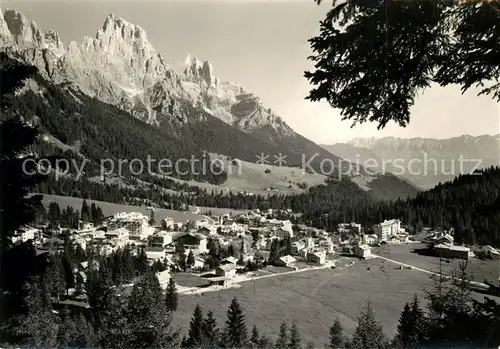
{"left": 173, "top": 258, "right": 434, "bottom": 347}
{"left": 172, "top": 247, "right": 500, "bottom": 347}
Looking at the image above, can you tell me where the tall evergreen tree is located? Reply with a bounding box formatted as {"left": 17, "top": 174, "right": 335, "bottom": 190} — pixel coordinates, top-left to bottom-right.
{"left": 250, "top": 325, "right": 260, "bottom": 347}
{"left": 285, "top": 236, "right": 293, "bottom": 256}
{"left": 0, "top": 55, "right": 43, "bottom": 252}
{"left": 203, "top": 310, "right": 219, "bottom": 348}
{"left": 223, "top": 297, "right": 248, "bottom": 348}
{"left": 187, "top": 304, "right": 205, "bottom": 347}
{"left": 127, "top": 271, "right": 179, "bottom": 348}
{"left": 186, "top": 250, "right": 195, "bottom": 269}
{"left": 350, "top": 302, "right": 388, "bottom": 349}
{"left": 99, "top": 287, "right": 133, "bottom": 349}
{"left": 327, "top": 319, "right": 345, "bottom": 349}
{"left": 81, "top": 199, "right": 90, "bottom": 223}
{"left": 74, "top": 313, "right": 97, "bottom": 348}
{"left": 57, "top": 307, "right": 78, "bottom": 347}
{"left": 149, "top": 209, "right": 156, "bottom": 226}
{"left": 47, "top": 253, "right": 65, "bottom": 302}
{"left": 275, "top": 321, "right": 288, "bottom": 349}
{"left": 395, "top": 303, "right": 414, "bottom": 348}
{"left": 165, "top": 278, "right": 178, "bottom": 313}
{"left": 12, "top": 277, "right": 58, "bottom": 348}
{"left": 288, "top": 320, "right": 301, "bottom": 349}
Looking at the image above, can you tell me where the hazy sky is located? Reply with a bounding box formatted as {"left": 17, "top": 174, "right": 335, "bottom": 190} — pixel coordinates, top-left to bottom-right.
{"left": 4, "top": 0, "right": 500, "bottom": 143}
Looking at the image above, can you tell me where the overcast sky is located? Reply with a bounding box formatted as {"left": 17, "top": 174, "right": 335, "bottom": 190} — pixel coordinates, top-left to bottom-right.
{"left": 4, "top": 0, "right": 500, "bottom": 143}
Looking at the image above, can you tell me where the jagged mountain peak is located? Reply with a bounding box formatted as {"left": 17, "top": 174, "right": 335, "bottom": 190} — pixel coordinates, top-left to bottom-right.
{"left": 183, "top": 53, "right": 214, "bottom": 86}
{"left": 0, "top": 8, "right": 297, "bottom": 138}
{"left": 2, "top": 8, "right": 44, "bottom": 46}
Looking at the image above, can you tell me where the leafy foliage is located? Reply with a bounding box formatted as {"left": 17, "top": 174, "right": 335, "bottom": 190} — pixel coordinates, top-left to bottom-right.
{"left": 306, "top": 0, "right": 500, "bottom": 128}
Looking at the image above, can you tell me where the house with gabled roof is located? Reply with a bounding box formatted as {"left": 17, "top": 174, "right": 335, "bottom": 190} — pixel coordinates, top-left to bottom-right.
{"left": 277, "top": 255, "right": 296, "bottom": 268}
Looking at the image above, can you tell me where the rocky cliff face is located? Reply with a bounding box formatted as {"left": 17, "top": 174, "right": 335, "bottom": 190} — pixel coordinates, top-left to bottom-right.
{"left": 0, "top": 9, "right": 295, "bottom": 137}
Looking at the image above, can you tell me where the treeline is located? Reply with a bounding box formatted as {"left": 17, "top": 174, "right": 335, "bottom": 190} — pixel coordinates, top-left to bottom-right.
{"left": 42, "top": 200, "right": 106, "bottom": 229}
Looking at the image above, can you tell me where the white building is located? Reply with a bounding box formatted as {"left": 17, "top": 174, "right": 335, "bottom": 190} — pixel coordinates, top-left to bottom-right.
{"left": 221, "top": 220, "right": 238, "bottom": 234}
{"left": 373, "top": 219, "right": 401, "bottom": 241}
{"left": 292, "top": 241, "right": 306, "bottom": 254}
{"left": 194, "top": 219, "right": 210, "bottom": 229}
{"left": 364, "top": 234, "right": 379, "bottom": 246}
{"left": 149, "top": 231, "right": 173, "bottom": 248}
{"left": 157, "top": 270, "right": 171, "bottom": 288}
{"left": 353, "top": 244, "right": 372, "bottom": 259}
{"left": 12, "top": 226, "right": 39, "bottom": 243}
{"left": 305, "top": 237, "right": 315, "bottom": 250}
{"left": 161, "top": 217, "right": 175, "bottom": 230}
{"left": 104, "top": 228, "right": 129, "bottom": 248}
{"left": 145, "top": 247, "right": 166, "bottom": 261}
{"left": 308, "top": 250, "right": 326, "bottom": 265}
{"left": 176, "top": 233, "right": 208, "bottom": 254}
{"left": 215, "top": 264, "right": 237, "bottom": 278}
{"left": 338, "top": 222, "right": 362, "bottom": 234}
{"left": 108, "top": 212, "right": 152, "bottom": 240}
{"left": 277, "top": 255, "right": 297, "bottom": 268}
{"left": 318, "top": 238, "right": 335, "bottom": 254}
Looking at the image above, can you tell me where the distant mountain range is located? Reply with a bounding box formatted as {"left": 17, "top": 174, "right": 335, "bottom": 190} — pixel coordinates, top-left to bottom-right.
{"left": 322, "top": 135, "right": 500, "bottom": 189}
{"left": 0, "top": 8, "right": 420, "bottom": 200}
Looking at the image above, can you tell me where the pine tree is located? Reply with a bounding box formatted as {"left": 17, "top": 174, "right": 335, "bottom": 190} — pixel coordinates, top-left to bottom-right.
{"left": 327, "top": 319, "right": 345, "bottom": 349}
{"left": 395, "top": 303, "right": 414, "bottom": 348}
{"left": 99, "top": 287, "right": 133, "bottom": 349}
{"left": 288, "top": 320, "right": 301, "bottom": 349}
{"left": 285, "top": 236, "right": 293, "bottom": 256}
{"left": 47, "top": 253, "right": 65, "bottom": 302}
{"left": 250, "top": 325, "right": 260, "bottom": 347}
{"left": 187, "top": 250, "right": 195, "bottom": 269}
{"left": 275, "top": 321, "right": 288, "bottom": 349}
{"left": 61, "top": 252, "right": 75, "bottom": 296}
{"left": 57, "top": 307, "right": 78, "bottom": 346}
{"left": 203, "top": 310, "right": 219, "bottom": 347}
{"left": 237, "top": 254, "right": 245, "bottom": 266}
{"left": 12, "top": 277, "right": 59, "bottom": 348}
{"left": 187, "top": 304, "right": 204, "bottom": 347}
{"left": 0, "top": 57, "right": 43, "bottom": 252}
{"left": 410, "top": 295, "right": 426, "bottom": 346}
{"left": 74, "top": 312, "right": 97, "bottom": 348}
{"left": 149, "top": 209, "right": 156, "bottom": 226}
{"left": 127, "top": 271, "right": 179, "bottom": 348}
{"left": 350, "top": 302, "right": 388, "bottom": 349}
{"left": 165, "top": 278, "right": 179, "bottom": 312}
{"left": 90, "top": 203, "right": 98, "bottom": 224}
{"left": 223, "top": 297, "right": 248, "bottom": 348}
{"left": 48, "top": 202, "right": 61, "bottom": 225}
{"left": 81, "top": 199, "right": 90, "bottom": 223}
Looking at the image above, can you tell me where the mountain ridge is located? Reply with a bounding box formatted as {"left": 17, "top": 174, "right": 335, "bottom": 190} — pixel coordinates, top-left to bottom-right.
{"left": 0, "top": 9, "right": 296, "bottom": 137}
{"left": 322, "top": 134, "right": 500, "bottom": 189}
{"left": 0, "top": 8, "right": 421, "bottom": 200}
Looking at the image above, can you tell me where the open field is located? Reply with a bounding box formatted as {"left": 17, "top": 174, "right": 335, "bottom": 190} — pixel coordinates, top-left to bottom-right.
{"left": 35, "top": 194, "right": 200, "bottom": 222}
{"left": 372, "top": 244, "right": 500, "bottom": 284}
{"left": 172, "top": 258, "right": 436, "bottom": 347}
{"left": 162, "top": 154, "right": 328, "bottom": 196}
